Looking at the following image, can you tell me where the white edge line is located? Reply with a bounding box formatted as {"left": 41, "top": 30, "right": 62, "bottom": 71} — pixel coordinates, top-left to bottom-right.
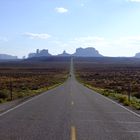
{"left": 0, "top": 85, "right": 62, "bottom": 117}
{"left": 0, "top": 91, "right": 46, "bottom": 117}
{"left": 85, "top": 85, "right": 140, "bottom": 118}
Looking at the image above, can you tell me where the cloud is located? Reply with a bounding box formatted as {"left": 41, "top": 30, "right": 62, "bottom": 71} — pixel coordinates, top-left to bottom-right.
{"left": 71, "top": 36, "right": 109, "bottom": 47}
{"left": 80, "top": 3, "right": 85, "bottom": 7}
{"left": 116, "top": 36, "right": 140, "bottom": 46}
{"left": 127, "top": 0, "right": 140, "bottom": 2}
{"left": 52, "top": 36, "right": 140, "bottom": 56}
{"left": 50, "top": 36, "right": 110, "bottom": 54}
{"left": 72, "top": 36, "right": 140, "bottom": 48}
{"left": 55, "top": 7, "right": 68, "bottom": 13}
{"left": 0, "top": 37, "right": 8, "bottom": 42}
{"left": 24, "top": 32, "right": 51, "bottom": 40}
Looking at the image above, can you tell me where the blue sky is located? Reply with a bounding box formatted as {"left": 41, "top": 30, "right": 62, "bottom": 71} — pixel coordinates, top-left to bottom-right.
{"left": 0, "top": 0, "right": 140, "bottom": 57}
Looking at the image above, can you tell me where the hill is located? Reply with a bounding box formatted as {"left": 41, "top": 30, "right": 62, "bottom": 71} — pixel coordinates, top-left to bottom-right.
{"left": 73, "top": 47, "right": 103, "bottom": 57}
{"left": 58, "top": 50, "right": 71, "bottom": 56}
{"left": 28, "top": 47, "right": 103, "bottom": 58}
{"left": 0, "top": 54, "right": 17, "bottom": 60}
{"left": 134, "top": 52, "right": 140, "bottom": 58}
{"left": 28, "top": 49, "right": 51, "bottom": 58}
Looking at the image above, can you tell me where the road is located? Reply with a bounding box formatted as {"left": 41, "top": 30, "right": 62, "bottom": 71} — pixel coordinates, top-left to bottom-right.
{"left": 1, "top": 58, "right": 140, "bottom": 140}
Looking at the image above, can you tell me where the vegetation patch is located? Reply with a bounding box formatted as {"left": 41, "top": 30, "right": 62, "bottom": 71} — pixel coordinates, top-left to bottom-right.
{"left": 74, "top": 57, "right": 140, "bottom": 110}
{"left": 83, "top": 83, "right": 140, "bottom": 110}
{"left": 0, "top": 58, "right": 70, "bottom": 103}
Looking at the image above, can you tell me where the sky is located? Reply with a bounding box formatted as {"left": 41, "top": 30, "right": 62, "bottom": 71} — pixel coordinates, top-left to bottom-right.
{"left": 0, "top": 0, "right": 140, "bottom": 58}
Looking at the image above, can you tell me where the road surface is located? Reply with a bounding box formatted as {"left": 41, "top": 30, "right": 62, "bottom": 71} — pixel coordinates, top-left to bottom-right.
{"left": 1, "top": 58, "right": 140, "bottom": 140}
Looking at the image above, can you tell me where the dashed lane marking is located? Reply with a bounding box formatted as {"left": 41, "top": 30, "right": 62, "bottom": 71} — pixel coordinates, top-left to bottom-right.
{"left": 71, "top": 101, "right": 74, "bottom": 106}
{"left": 71, "top": 126, "right": 77, "bottom": 140}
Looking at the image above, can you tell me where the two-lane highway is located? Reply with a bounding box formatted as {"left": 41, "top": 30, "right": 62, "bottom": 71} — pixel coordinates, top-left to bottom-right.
{"left": 1, "top": 58, "right": 140, "bottom": 140}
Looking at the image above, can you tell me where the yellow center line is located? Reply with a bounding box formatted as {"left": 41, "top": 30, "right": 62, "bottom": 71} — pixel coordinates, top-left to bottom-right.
{"left": 71, "top": 126, "right": 77, "bottom": 140}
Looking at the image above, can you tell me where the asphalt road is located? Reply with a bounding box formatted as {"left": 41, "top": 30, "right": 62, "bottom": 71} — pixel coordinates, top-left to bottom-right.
{"left": 1, "top": 58, "right": 140, "bottom": 140}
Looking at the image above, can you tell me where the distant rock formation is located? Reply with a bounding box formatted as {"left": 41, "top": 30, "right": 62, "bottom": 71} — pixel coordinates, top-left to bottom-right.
{"left": 28, "top": 47, "right": 103, "bottom": 58}
{"left": 135, "top": 52, "right": 140, "bottom": 58}
{"left": 0, "top": 54, "right": 18, "bottom": 60}
{"left": 28, "top": 49, "right": 51, "bottom": 58}
{"left": 73, "top": 47, "right": 103, "bottom": 57}
{"left": 58, "top": 50, "right": 71, "bottom": 56}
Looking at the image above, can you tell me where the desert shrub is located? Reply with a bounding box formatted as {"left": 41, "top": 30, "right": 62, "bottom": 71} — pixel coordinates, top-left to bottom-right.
{"left": 0, "top": 99, "right": 4, "bottom": 103}
{"left": 131, "top": 101, "right": 140, "bottom": 110}
{"left": 17, "top": 93, "right": 24, "bottom": 98}
{"left": 116, "top": 95, "right": 128, "bottom": 103}
{"left": 123, "top": 100, "right": 130, "bottom": 106}
{"left": 134, "top": 104, "right": 140, "bottom": 110}
{"left": 133, "top": 93, "right": 140, "bottom": 99}
{"left": 31, "top": 85, "right": 39, "bottom": 90}
{"left": 102, "top": 92, "right": 109, "bottom": 97}
{"left": 0, "top": 91, "right": 8, "bottom": 99}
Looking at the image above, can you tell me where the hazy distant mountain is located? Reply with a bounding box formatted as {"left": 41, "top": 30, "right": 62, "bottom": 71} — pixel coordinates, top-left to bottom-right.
{"left": 0, "top": 54, "right": 18, "bottom": 60}
{"left": 134, "top": 52, "right": 140, "bottom": 58}
{"left": 73, "top": 47, "right": 103, "bottom": 57}
{"left": 58, "top": 50, "right": 71, "bottom": 56}
{"left": 28, "top": 47, "right": 103, "bottom": 58}
{"left": 28, "top": 49, "right": 51, "bottom": 58}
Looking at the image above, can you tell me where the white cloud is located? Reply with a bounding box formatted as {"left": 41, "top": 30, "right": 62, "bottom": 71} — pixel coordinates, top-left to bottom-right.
{"left": 120, "top": 36, "right": 140, "bottom": 43}
{"left": 72, "top": 36, "right": 140, "bottom": 48}
{"left": 0, "top": 37, "right": 8, "bottom": 42}
{"left": 50, "top": 36, "right": 110, "bottom": 55}
{"left": 115, "top": 36, "right": 140, "bottom": 47}
{"left": 81, "top": 3, "right": 85, "bottom": 7}
{"left": 71, "top": 36, "right": 109, "bottom": 48}
{"left": 24, "top": 32, "right": 51, "bottom": 40}
{"left": 55, "top": 7, "right": 68, "bottom": 13}
{"left": 127, "top": 0, "right": 140, "bottom": 2}
{"left": 52, "top": 36, "right": 140, "bottom": 57}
